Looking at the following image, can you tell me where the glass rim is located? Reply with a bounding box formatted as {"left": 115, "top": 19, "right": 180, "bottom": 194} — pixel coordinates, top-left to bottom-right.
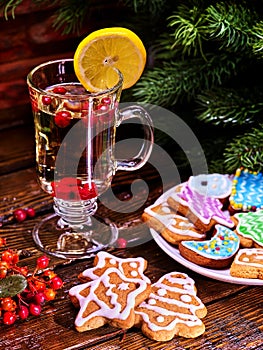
{"left": 27, "top": 58, "right": 123, "bottom": 98}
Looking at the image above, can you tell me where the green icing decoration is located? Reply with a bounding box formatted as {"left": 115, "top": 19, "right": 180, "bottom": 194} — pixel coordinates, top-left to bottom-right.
{"left": 235, "top": 211, "right": 263, "bottom": 245}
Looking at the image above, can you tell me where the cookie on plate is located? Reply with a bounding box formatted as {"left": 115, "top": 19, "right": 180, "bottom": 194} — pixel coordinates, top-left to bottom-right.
{"left": 142, "top": 201, "right": 206, "bottom": 245}
{"left": 230, "top": 248, "right": 263, "bottom": 279}
{"left": 167, "top": 183, "right": 234, "bottom": 232}
{"left": 179, "top": 224, "right": 240, "bottom": 269}
{"left": 188, "top": 173, "right": 232, "bottom": 200}
{"left": 233, "top": 210, "right": 263, "bottom": 248}
{"left": 229, "top": 168, "right": 263, "bottom": 211}
{"left": 135, "top": 272, "right": 207, "bottom": 341}
{"left": 78, "top": 251, "right": 150, "bottom": 283}
{"left": 69, "top": 266, "right": 151, "bottom": 332}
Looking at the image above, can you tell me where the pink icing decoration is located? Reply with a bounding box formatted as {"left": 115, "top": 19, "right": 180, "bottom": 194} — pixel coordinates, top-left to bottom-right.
{"left": 179, "top": 184, "right": 233, "bottom": 227}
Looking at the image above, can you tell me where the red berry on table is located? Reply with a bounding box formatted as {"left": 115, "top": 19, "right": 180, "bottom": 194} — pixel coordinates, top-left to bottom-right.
{"left": 54, "top": 110, "right": 71, "bottom": 128}
{"left": 18, "top": 305, "right": 29, "bottom": 320}
{"left": 34, "top": 292, "right": 46, "bottom": 305}
{"left": 52, "top": 86, "right": 67, "bottom": 94}
{"left": 26, "top": 207, "right": 36, "bottom": 218}
{"left": 42, "top": 95, "right": 52, "bottom": 105}
{"left": 0, "top": 237, "right": 7, "bottom": 247}
{"left": 29, "top": 303, "right": 41, "bottom": 316}
{"left": 43, "top": 269, "right": 56, "bottom": 280}
{"left": 36, "top": 255, "right": 50, "bottom": 269}
{"left": 1, "top": 297, "right": 17, "bottom": 312}
{"left": 33, "top": 279, "right": 46, "bottom": 292}
{"left": 44, "top": 288, "right": 56, "bottom": 301}
{"left": 1, "top": 250, "right": 14, "bottom": 264}
{"left": 0, "top": 266, "right": 8, "bottom": 278}
{"left": 3, "top": 311, "right": 17, "bottom": 325}
{"left": 49, "top": 276, "right": 63, "bottom": 290}
{"left": 14, "top": 208, "right": 27, "bottom": 222}
{"left": 116, "top": 238, "right": 127, "bottom": 248}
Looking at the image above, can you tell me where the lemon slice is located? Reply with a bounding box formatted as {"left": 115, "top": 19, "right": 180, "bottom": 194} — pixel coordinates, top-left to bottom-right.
{"left": 74, "top": 27, "right": 146, "bottom": 92}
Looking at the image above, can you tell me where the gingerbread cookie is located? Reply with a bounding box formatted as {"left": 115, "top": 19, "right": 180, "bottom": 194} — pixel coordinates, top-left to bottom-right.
{"left": 230, "top": 248, "right": 263, "bottom": 279}
{"left": 229, "top": 168, "right": 263, "bottom": 211}
{"left": 69, "top": 266, "right": 151, "bottom": 332}
{"left": 188, "top": 173, "right": 232, "bottom": 199}
{"left": 78, "top": 251, "right": 150, "bottom": 283}
{"left": 233, "top": 210, "right": 263, "bottom": 248}
{"left": 179, "top": 225, "right": 240, "bottom": 269}
{"left": 167, "top": 183, "right": 234, "bottom": 232}
{"left": 142, "top": 202, "right": 206, "bottom": 245}
{"left": 135, "top": 272, "right": 207, "bottom": 341}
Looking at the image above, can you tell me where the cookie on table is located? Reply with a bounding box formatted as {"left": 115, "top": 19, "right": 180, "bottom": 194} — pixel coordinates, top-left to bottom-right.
{"left": 134, "top": 272, "right": 207, "bottom": 341}
{"left": 69, "top": 266, "right": 151, "bottom": 332}
{"left": 78, "top": 251, "right": 150, "bottom": 283}
{"left": 188, "top": 173, "right": 232, "bottom": 200}
{"left": 167, "top": 183, "right": 234, "bottom": 232}
{"left": 142, "top": 201, "right": 206, "bottom": 245}
{"left": 179, "top": 225, "right": 240, "bottom": 269}
{"left": 233, "top": 210, "right": 263, "bottom": 248}
{"left": 230, "top": 248, "right": 263, "bottom": 279}
{"left": 229, "top": 168, "right": 263, "bottom": 212}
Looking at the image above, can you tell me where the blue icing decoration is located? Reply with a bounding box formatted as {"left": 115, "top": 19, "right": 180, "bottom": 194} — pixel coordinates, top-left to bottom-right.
{"left": 230, "top": 169, "right": 263, "bottom": 210}
{"left": 188, "top": 174, "right": 232, "bottom": 198}
{"left": 181, "top": 225, "right": 240, "bottom": 260}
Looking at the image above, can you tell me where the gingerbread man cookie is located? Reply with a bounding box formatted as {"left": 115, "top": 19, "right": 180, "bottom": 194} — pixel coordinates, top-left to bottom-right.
{"left": 135, "top": 272, "right": 207, "bottom": 341}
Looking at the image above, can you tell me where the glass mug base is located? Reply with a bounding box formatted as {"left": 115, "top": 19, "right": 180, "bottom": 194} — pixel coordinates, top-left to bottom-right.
{"left": 32, "top": 213, "right": 118, "bottom": 260}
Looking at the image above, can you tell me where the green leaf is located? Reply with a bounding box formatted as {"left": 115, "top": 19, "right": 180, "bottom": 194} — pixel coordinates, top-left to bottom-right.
{"left": 0, "top": 275, "right": 27, "bottom": 298}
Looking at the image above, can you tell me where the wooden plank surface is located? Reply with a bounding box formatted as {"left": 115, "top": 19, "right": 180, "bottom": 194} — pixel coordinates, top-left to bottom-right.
{"left": 1, "top": 123, "right": 263, "bottom": 350}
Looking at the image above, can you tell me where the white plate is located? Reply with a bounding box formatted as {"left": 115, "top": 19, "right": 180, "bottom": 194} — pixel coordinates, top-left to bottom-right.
{"left": 150, "top": 185, "right": 263, "bottom": 286}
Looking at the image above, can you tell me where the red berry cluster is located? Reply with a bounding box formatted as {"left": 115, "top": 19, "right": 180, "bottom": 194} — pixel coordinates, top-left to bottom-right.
{"left": 0, "top": 241, "right": 63, "bottom": 326}
{"left": 13, "top": 207, "right": 36, "bottom": 223}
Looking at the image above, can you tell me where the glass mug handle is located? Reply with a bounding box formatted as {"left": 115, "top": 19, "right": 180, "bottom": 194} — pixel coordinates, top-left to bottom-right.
{"left": 116, "top": 105, "right": 154, "bottom": 171}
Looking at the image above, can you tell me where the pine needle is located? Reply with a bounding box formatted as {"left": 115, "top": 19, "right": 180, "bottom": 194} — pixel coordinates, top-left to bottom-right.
{"left": 224, "top": 126, "right": 263, "bottom": 172}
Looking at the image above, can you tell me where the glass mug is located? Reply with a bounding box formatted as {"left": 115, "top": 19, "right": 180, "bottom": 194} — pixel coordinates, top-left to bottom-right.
{"left": 27, "top": 59, "right": 153, "bottom": 259}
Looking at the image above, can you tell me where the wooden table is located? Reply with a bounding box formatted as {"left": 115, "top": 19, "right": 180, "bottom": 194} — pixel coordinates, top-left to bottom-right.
{"left": 0, "top": 120, "right": 263, "bottom": 350}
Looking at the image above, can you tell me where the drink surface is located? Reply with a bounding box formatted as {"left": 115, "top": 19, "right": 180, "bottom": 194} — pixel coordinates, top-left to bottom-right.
{"left": 31, "top": 83, "right": 117, "bottom": 200}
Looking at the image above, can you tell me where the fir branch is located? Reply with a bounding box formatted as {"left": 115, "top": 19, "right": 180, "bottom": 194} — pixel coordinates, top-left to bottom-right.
{"left": 0, "top": 0, "right": 22, "bottom": 19}
{"left": 224, "top": 126, "right": 263, "bottom": 173}
{"left": 196, "top": 87, "right": 263, "bottom": 126}
{"left": 132, "top": 53, "right": 241, "bottom": 106}
{"left": 249, "top": 21, "right": 263, "bottom": 57}
{"left": 52, "top": 0, "right": 90, "bottom": 35}
{"left": 121, "top": 0, "right": 168, "bottom": 15}
{"left": 205, "top": 2, "right": 255, "bottom": 53}
{"left": 168, "top": 4, "right": 208, "bottom": 58}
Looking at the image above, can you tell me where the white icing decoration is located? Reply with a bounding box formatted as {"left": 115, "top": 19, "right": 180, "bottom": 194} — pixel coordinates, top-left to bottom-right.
{"left": 234, "top": 248, "right": 263, "bottom": 268}
{"left": 135, "top": 272, "right": 206, "bottom": 332}
{"left": 118, "top": 282, "right": 130, "bottom": 291}
{"left": 157, "top": 316, "right": 165, "bottom": 323}
{"left": 157, "top": 288, "right": 167, "bottom": 296}
{"left": 144, "top": 201, "right": 206, "bottom": 239}
{"left": 148, "top": 298, "right": 156, "bottom": 305}
{"left": 81, "top": 251, "right": 150, "bottom": 284}
{"left": 129, "top": 262, "right": 137, "bottom": 268}
{"left": 69, "top": 267, "right": 149, "bottom": 327}
{"left": 110, "top": 259, "right": 116, "bottom": 265}
{"left": 131, "top": 270, "right": 138, "bottom": 277}
{"left": 180, "top": 295, "right": 192, "bottom": 303}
